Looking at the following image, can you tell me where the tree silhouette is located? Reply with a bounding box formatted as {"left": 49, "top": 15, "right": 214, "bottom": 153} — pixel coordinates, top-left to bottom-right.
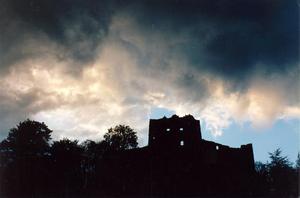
{"left": 81, "top": 140, "right": 98, "bottom": 190}
{"left": 268, "top": 149, "right": 291, "bottom": 168}
{"left": 295, "top": 152, "right": 300, "bottom": 169}
{"left": 0, "top": 119, "right": 52, "bottom": 196}
{"left": 254, "top": 161, "right": 270, "bottom": 195}
{"left": 294, "top": 152, "right": 300, "bottom": 195}
{"left": 5, "top": 119, "right": 52, "bottom": 158}
{"left": 103, "top": 125, "right": 138, "bottom": 151}
{"left": 268, "top": 148, "right": 294, "bottom": 196}
{"left": 51, "top": 138, "right": 84, "bottom": 196}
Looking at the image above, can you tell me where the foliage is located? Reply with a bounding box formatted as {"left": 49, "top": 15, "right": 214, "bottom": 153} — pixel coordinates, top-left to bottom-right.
{"left": 254, "top": 161, "right": 270, "bottom": 195}
{"left": 268, "top": 148, "right": 292, "bottom": 169}
{"left": 103, "top": 125, "right": 138, "bottom": 151}
{"left": 51, "top": 138, "right": 84, "bottom": 173}
{"left": 295, "top": 152, "right": 300, "bottom": 169}
{"left": 5, "top": 119, "right": 52, "bottom": 157}
{"left": 50, "top": 139, "right": 85, "bottom": 196}
{"left": 0, "top": 119, "right": 53, "bottom": 196}
{"left": 51, "top": 138, "right": 82, "bottom": 160}
{"left": 268, "top": 149, "right": 293, "bottom": 195}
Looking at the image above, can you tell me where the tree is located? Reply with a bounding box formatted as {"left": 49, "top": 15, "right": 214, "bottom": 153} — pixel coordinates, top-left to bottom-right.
{"left": 268, "top": 149, "right": 292, "bottom": 169}
{"left": 294, "top": 152, "right": 300, "bottom": 195}
{"left": 295, "top": 152, "right": 300, "bottom": 169}
{"left": 51, "top": 139, "right": 84, "bottom": 196}
{"left": 268, "top": 148, "right": 294, "bottom": 196}
{"left": 0, "top": 119, "right": 52, "bottom": 196}
{"left": 4, "top": 119, "right": 52, "bottom": 158}
{"left": 103, "top": 125, "right": 138, "bottom": 151}
{"left": 254, "top": 161, "right": 270, "bottom": 195}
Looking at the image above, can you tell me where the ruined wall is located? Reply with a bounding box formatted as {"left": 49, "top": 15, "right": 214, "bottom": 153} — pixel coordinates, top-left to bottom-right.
{"left": 198, "top": 140, "right": 255, "bottom": 171}
{"left": 148, "top": 115, "right": 201, "bottom": 149}
{"left": 148, "top": 115, "right": 254, "bottom": 171}
{"left": 99, "top": 115, "right": 256, "bottom": 196}
{"left": 101, "top": 144, "right": 255, "bottom": 196}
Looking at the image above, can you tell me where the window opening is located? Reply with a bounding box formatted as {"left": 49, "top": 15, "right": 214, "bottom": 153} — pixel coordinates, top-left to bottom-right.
{"left": 180, "top": 141, "right": 184, "bottom": 146}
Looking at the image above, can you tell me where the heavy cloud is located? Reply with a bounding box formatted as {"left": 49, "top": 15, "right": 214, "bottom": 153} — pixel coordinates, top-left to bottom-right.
{"left": 0, "top": 0, "right": 299, "bottom": 143}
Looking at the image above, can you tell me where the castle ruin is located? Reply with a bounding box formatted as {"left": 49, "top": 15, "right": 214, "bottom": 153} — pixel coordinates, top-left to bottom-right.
{"left": 148, "top": 114, "right": 254, "bottom": 171}
{"left": 100, "top": 114, "right": 255, "bottom": 196}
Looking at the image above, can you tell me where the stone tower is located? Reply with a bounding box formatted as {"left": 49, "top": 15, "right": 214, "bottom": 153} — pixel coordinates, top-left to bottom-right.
{"left": 148, "top": 115, "right": 202, "bottom": 149}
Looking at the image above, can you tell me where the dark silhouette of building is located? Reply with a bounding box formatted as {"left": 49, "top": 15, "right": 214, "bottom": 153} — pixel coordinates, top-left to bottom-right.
{"left": 99, "top": 115, "right": 255, "bottom": 196}
{"left": 149, "top": 115, "right": 254, "bottom": 171}
{"left": 149, "top": 115, "right": 201, "bottom": 149}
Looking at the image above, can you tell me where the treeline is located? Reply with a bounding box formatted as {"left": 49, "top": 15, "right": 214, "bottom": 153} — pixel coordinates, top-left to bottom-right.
{"left": 0, "top": 119, "right": 299, "bottom": 197}
{"left": 254, "top": 149, "right": 299, "bottom": 196}
{"left": 0, "top": 119, "right": 138, "bottom": 197}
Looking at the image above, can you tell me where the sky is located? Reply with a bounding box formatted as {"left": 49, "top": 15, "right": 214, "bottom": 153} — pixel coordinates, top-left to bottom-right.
{"left": 0, "top": 0, "right": 299, "bottom": 163}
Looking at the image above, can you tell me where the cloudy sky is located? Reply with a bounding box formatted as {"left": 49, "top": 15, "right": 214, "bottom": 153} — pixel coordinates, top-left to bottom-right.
{"left": 0, "top": 0, "right": 299, "bottom": 162}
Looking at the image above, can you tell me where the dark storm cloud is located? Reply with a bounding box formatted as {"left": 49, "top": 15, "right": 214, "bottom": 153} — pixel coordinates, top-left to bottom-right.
{"left": 2, "top": 0, "right": 298, "bottom": 79}
{"left": 0, "top": 0, "right": 120, "bottom": 73}
{"left": 121, "top": 0, "right": 299, "bottom": 86}
{"left": 6, "top": 0, "right": 115, "bottom": 41}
